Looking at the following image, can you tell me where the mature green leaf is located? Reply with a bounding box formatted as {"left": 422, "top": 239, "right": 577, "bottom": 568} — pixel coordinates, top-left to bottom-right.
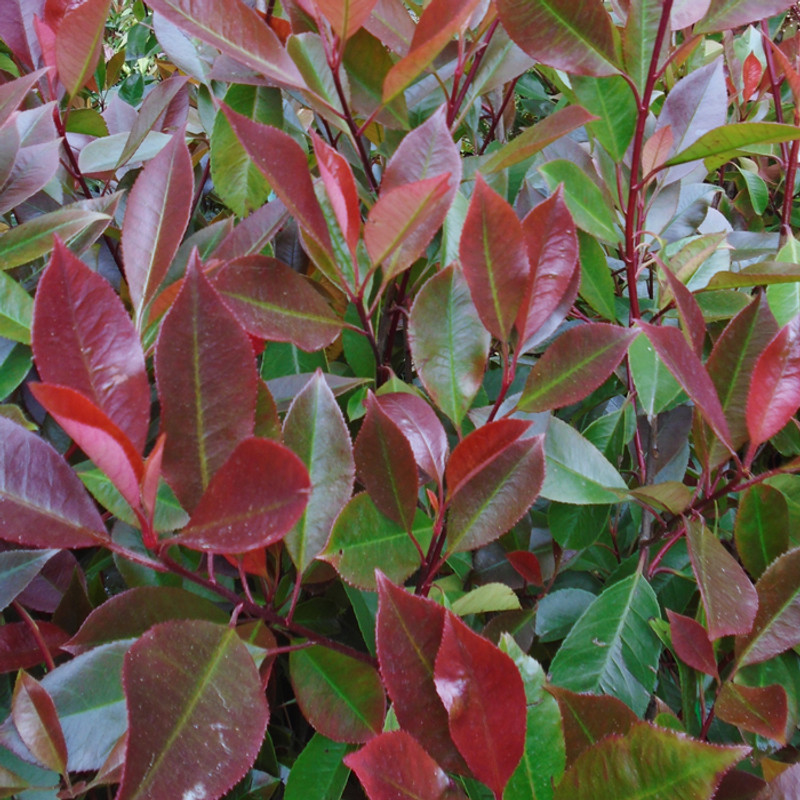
{"left": 571, "top": 75, "right": 637, "bottom": 160}
{"left": 623, "top": 0, "right": 664, "bottom": 94}
{"left": 553, "top": 722, "right": 747, "bottom": 800}
{"left": 549, "top": 572, "right": 661, "bottom": 715}
{"left": 0, "top": 273, "right": 31, "bottom": 343}
{"left": 628, "top": 334, "right": 685, "bottom": 418}
{"left": 285, "top": 733, "right": 352, "bottom": 800}
{"left": 451, "top": 584, "right": 521, "bottom": 615}
{"left": 290, "top": 645, "right": 385, "bottom": 743}
{"left": 578, "top": 231, "right": 617, "bottom": 321}
{"left": 735, "top": 485, "right": 790, "bottom": 579}
{"left": 117, "top": 621, "right": 268, "bottom": 800}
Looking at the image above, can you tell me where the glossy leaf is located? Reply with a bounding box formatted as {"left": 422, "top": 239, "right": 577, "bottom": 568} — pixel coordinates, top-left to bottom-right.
{"left": 155, "top": 257, "right": 257, "bottom": 512}
{"left": 32, "top": 239, "right": 150, "bottom": 453}
{"left": 283, "top": 370, "right": 355, "bottom": 573}
{"left": 746, "top": 316, "right": 800, "bottom": 452}
{"left": 365, "top": 174, "right": 452, "bottom": 286}
{"left": 519, "top": 324, "right": 635, "bottom": 412}
{"left": 285, "top": 733, "right": 352, "bottom": 800}
{"left": 409, "top": 265, "right": 490, "bottom": 428}
{"left": 446, "top": 422, "right": 545, "bottom": 553}
{"left": 121, "top": 130, "right": 193, "bottom": 328}
{"left": 376, "top": 573, "right": 467, "bottom": 774}
{"left": 734, "top": 485, "right": 790, "bottom": 579}
{"left": 667, "top": 610, "right": 719, "bottom": 679}
{"left": 541, "top": 416, "right": 628, "bottom": 505}
{"left": 311, "top": 0, "right": 379, "bottom": 41}
{"left": 117, "top": 620, "right": 268, "bottom": 800}
{"left": 0, "top": 622, "right": 69, "bottom": 674}
{"left": 497, "top": 0, "right": 620, "bottom": 76}
{"left": 716, "top": 682, "right": 788, "bottom": 743}
{"left": 572, "top": 75, "right": 637, "bottom": 160}
{"left": 289, "top": 645, "right": 385, "bottom": 743}
{"left": 0, "top": 416, "right": 108, "bottom": 548}
{"left": 549, "top": 572, "right": 661, "bottom": 716}
{"left": 322, "top": 493, "right": 431, "bottom": 590}
{"left": 696, "top": 0, "right": 797, "bottom": 33}
{"left": 54, "top": 0, "right": 110, "bottom": 97}
{"left": 148, "top": 0, "right": 304, "bottom": 88}
{"left": 213, "top": 255, "right": 341, "bottom": 352}
{"left": 179, "top": 437, "right": 309, "bottom": 553}
{"left": 553, "top": 722, "right": 747, "bottom": 800}
{"left": 345, "top": 730, "right": 462, "bottom": 800}
{"left": 354, "top": 391, "right": 418, "bottom": 531}
{"left": 506, "top": 551, "right": 542, "bottom": 586}
{"left": 12, "top": 672, "right": 67, "bottom": 774}
{"left": 0, "top": 272, "right": 31, "bottom": 344}
{"left": 459, "top": 174, "right": 528, "bottom": 341}
{"left": 736, "top": 547, "right": 800, "bottom": 667}
{"left": 659, "top": 265, "right": 706, "bottom": 356}
{"left": 434, "top": 612, "right": 526, "bottom": 797}
{"left": 0, "top": 549, "right": 58, "bottom": 613}
{"left": 548, "top": 687, "right": 637, "bottom": 766}
{"left": 687, "top": 521, "right": 758, "bottom": 640}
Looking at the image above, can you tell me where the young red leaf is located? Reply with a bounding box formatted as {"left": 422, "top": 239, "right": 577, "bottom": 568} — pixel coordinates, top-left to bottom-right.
{"left": 736, "top": 547, "right": 800, "bottom": 667}
{"left": 409, "top": 265, "right": 490, "bottom": 428}
{"left": 375, "top": 392, "right": 449, "bottom": 488}
{"left": 638, "top": 320, "right": 733, "bottom": 452}
{"left": 515, "top": 187, "right": 580, "bottom": 350}
{"left": 506, "top": 551, "right": 542, "bottom": 586}
{"left": 305, "top": 0, "right": 379, "bottom": 41}
{"left": 460, "top": 174, "right": 529, "bottom": 342}
{"left": 121, "top": 130, "right": 193, "bottom": 329}
{"left": 345, "top": 730, "right": 465, "bottom": 800}
{"left": 54, "top": 0, "right": 110, "bottom": 97}
{"left": 376, "top": 573, "right": 468, "bottom": 774}
{"left": 518, "top": 323, "right": 635, "bottom": 412}
{"left": 30, "top": 383, "right": 145, "bottom": 511}
{"left": 716, "top": 682, "right": 788, "bottom": 744}
{"left": 283, "top": 371, "right": 355, "bottom": 573}
{"left": 117, "top": 620, "right": 268, "bottom": 800}
{"left": 742, "top": 51, "right": 763, "bottom": 102}
{"left": 659, "top": 265, "right": 706, "bottom": 357}
{"left": 141, "top": 434, "right": 165, "bottom": 523}
{"left": 746, "top": 316, "right": 800, "bottom": 456}
{"left": 0, "top": 622, "right": 69, "bottom": 673}
{"left": 354, "top": 391, "right": 419, "bottom": 531}
{"left": 12, "top": 671, "right": 67, "bottom": 774}
{"left": 310, "top": 130, "right": 360, "bottom": 258}
{"left": 155, "top": 255, "right": 257, "bottom": 513}
{"left": 32, "top": 239, "right": 150, "bottom": 452}
{"left": 667, "top": 610, "right": 719, "bottom": 679}
{"left": 0, "top": 416, "right": 109, "bottom": 549}
{"left": 687, "top": 521, "right": 758, "bottom": 640}
{"left": 365, "top": 174, "right": 452, "bottom": 286}
{"left": 434, "top": 612, "right": 526, "bottom": 797}
{"left": 178, "top": 438, "right": 309, "bottom": 554}
{"left": 289, "top": 645, "right": 385, "bottom": 743}
{"left": 641, "top": 125, "right": 674, "bottom": 176}
{"left": 212, "top": 255, "right": 342, "bottom": 352}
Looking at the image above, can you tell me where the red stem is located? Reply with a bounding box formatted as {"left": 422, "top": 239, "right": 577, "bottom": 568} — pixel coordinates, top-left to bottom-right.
{"left": 13, "top": 601, "right": 56, "bottom": 672}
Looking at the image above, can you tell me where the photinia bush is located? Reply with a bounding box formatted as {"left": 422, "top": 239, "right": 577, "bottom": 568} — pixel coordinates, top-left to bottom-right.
{"left": 4, "top": 0, "right": 800, "bottom": 797}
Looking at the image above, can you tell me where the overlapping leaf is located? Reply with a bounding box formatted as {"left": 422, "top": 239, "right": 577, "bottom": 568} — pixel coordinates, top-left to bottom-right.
{"left": 12, "top": 672, "right": 67, "bottom": 775}
{"left": 716, "top": 682, "right": 788, "bottom": 743}
{"left": 54, "top": 0, "right": 111, "bottom": 97}
{"left": 667, "top": 610, "right": 718, "bottom": 679}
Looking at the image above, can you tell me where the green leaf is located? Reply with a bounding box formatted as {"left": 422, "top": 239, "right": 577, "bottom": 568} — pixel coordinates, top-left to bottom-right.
{"left": 553, "top": 722, "right": 747, "bottom": 800}
{"left": 541, "top": 417, "right": 627, "bottom": 505}
{"left": 284, "top": 733, "right": 352, "bottom": 800}
{"left": 451, "top": 584, "right": 522, "bottom": 615}
{"left": 577, "top": 230, "right": 617, "bottom": 322}
{"left": 0, "top": 274, "right": 31, "bottom": 344}
{"left": 549, "top": 572, "right": 661, "bottom": 716}
{"left": 734, "top": 485, "right": 790, "bottom": 579}
{"left": 539, "top": 160, "right": 620, "bottom": 243}
{"left": 500, "top": 636, "right": 565, "bottom": 800}
{"left": 628, "top": 334, "right": 684, "bottom": 418}
{"left": 571, "top": 75, "right": 637, "bottom": 160}
{"left": 737, "top": 166, "right": 769, "bottom": 215}
{"left": 0, "top": 341, "right": 31, "bottom": 399}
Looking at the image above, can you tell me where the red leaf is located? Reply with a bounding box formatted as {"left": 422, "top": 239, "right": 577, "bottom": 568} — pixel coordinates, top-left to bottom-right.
{"left": 345, "top": 730, "right": 464, "bottom": 800}
{"left": 434, "top": 612, "right": 526, "bottom": 797}
{"left": 32, "top": 239, "right": 150, "bottom": 452}
{"left": 212, "top": 255, "right": 342, "bottom": 352}
{"left": 716, "top": 682, "right": 788, "bottom": 744}
{"left": 310, "top": 129, "right": 360, "bottom": 257}
{"left": 0, "top": 622, "right": 69, "bottom": 673}
{"left": 506, "top": 551, "right": 542, "bottom": 586}
{"left": 659, "top": 265, "right": 706, "bottom": 356}
{"left": 742, "top": 51, "right": 763, "bottom": 102}
{"left": 687, "top": 521, "right": 758, "bottom": 640}
{"left": 12, "top": 671, "right": 67, "bottom": 774}
{"left": 121, "top": 130, "right": 193, "bottom": 328}
{"left": 667, "top": 610, "right": 718, "bottom": 679}
{"left": 0, "top": 416, "right": 108, "bottom": 549}
{"left": 178, "top": 438, "right": 309, "bottom": 553}
{"left": 515, "top": 187, "right": 580, "bottom": 350}
{"left": 746, "top": 316, "right": 800, "bottom": 455}
{"left": 30, "top": 383, "right": 144, "bottom": 511}
{"left": 141, "top": 434, "right": 165, "bottom": 523}
{"left": 639, "top": 320, "right": 733, "bottom": 452}
{"left": 54, "top": 0, "right": 110, "bottom": 97}
{"left": 117, "top": 620, "right": 268, "bottom": 800}
{"left": 460, "top": 174, "right": 529, "bottom": 342}
{"left": 375, "top": 392, "right": 449, "bottom": 488}
{"left": 155, "top": 255, "right": 257, "bottom": 512}
{"left": 376, "top": 573, "right": 468, "bottom": 774}
{"left": 365, "top": 174, "right": 453, "bottom": 285}
{"left": 302, "top": 0, "right": 379, "bottom": 41}
{"left": 354, "top": 392, "right": 418, "bottom": 531}
{"left": 548, "top": 687, "right": 637, "bottom": 766}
